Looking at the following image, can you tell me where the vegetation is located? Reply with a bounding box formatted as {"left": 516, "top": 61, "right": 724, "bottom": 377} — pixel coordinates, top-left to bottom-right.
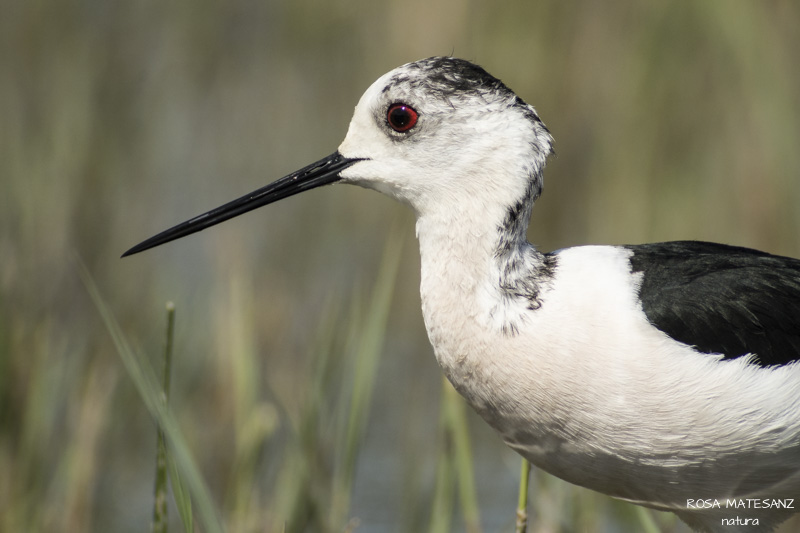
{"left": 2, "top": 1, "right": 799, "bottom": 531}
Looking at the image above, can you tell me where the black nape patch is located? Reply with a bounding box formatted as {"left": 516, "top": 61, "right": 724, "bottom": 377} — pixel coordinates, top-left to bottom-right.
{"left": 388, "top": 57, "right": 547, "bottom": 123}
{"left": 393, "top": 57, "right": 516, "bottom": 101}
{"left": 496, "top": 167, "right": 546, "bottom": 257}
{"left": 626, "top": 241, "right": 800, "bottom": 367}
{"left": 495, "top": 244, "right": 558, "bottom": 337}
{"left": 493, "top": 171, "right": 557, "bottom": 330}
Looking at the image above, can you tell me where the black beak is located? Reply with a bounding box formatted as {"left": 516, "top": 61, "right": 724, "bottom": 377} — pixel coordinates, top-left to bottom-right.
{"left": 122, "top": 152, "right": 360, "bottom": 257}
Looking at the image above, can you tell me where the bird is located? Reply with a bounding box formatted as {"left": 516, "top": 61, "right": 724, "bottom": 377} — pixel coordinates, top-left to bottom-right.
{"left": 123, "top": 57, "right": 800, "bottom": 532}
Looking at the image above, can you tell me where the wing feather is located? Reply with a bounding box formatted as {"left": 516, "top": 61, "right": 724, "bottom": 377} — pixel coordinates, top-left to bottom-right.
{"left": 625, "top": 241, "right": 800, "bottom": 367}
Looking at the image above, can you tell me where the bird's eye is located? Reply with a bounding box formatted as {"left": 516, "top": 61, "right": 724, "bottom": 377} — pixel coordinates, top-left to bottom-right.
{"left": 387, "top": 104, "right": 418, "bottom": 132}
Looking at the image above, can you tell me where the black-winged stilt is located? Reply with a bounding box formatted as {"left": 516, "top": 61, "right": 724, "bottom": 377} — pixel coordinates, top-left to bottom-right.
{"left": 124, "top": 57, "right": 800, "bottom": 532}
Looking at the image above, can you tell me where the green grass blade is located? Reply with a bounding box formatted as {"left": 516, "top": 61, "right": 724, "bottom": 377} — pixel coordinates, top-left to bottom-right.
{"left": 443, "top": 379, "right": 482, "bottom": 533}
{"left": 273, "top": 297, "right": 341, "bottom": 532}
{"left": 168, "top": 450, "right": 194, "bottom": 533}
{"left": 78, "top": 261, "right": 223, "bottom": 533}
{"left": 159, "top": 302, "right": 193, "bottom": 533}
{"left": 152, "top": 302, "right": 176, "bottom": 533}
{"left": 330, "top": 233, "right": 403, "bottom": 526}
{"left": 515, "top": 458, "right": 531, "bottom": 533}
{"left": 152, "top": 433, "right": 169, "bottom": 533}
{"left": 427, "top": 446, "right": 455, "bottom": 533}
{"left": 430, "top": 377, "right": 482, "bottom": 533}
{"left": 428, "top": 376, "right": 456, "bottom": 533}
{"left": 634, "top": 505, "right": 662, "bottom": 533}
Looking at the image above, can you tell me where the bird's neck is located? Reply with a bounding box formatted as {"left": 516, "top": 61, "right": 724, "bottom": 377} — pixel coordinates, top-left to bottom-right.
{"left": 415, "top": 198, "right": 552, "bottom": 395}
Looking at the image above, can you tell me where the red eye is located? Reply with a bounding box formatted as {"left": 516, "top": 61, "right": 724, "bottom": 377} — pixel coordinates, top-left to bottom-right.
{"left": 387, "top": 104, "right": 418, "bottom": 132}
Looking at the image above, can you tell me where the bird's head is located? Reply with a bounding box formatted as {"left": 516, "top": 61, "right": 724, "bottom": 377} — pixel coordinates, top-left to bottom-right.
{"left": 339, "top": 57, "right": 553, "bottom": 217}
{"left": 123, "top": 57, "right": 552, "bottom": 257}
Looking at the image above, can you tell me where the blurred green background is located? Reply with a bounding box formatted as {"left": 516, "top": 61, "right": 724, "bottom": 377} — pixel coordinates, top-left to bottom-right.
{"left": 2, "top": 1, "right": 799, "bottom": 532}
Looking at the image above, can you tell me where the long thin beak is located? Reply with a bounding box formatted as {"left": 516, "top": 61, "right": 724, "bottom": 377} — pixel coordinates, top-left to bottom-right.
{"left": 122, "top": 151, "right": 361, "bottom": 257}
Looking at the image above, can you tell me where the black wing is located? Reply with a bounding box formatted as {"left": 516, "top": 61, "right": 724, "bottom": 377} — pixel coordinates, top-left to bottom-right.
{"left": 625, "top": 241, "right": 800, "bottom": 367}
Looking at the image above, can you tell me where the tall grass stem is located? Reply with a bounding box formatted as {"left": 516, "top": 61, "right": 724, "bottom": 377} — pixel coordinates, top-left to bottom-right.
{"left": 78, "top": 260, "right": 223, "bottom": 533}
{"left": 151, "top": 302, "right": 175, "bottom": 533}
{"left": 515, "top": 458, "right": 531, "bottom": 533}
